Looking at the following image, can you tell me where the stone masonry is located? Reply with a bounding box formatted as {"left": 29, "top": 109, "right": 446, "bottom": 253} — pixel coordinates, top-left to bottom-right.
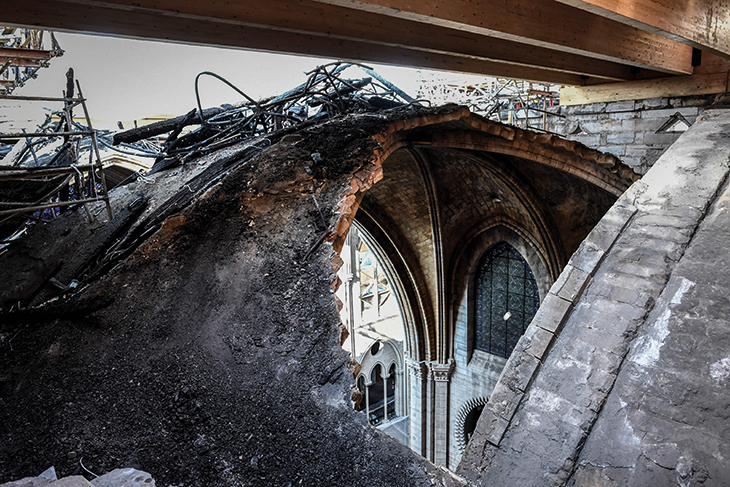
{"left": 458, "top": 108, "right": 730, "bottom": 486}
{"left": 548, "top": 95, "right": 719, "bottom": 175}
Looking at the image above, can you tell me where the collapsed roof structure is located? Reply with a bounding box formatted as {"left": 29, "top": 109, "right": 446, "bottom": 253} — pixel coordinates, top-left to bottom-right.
{"left": 0, "top": 63, "right": 640, "bottom": 486}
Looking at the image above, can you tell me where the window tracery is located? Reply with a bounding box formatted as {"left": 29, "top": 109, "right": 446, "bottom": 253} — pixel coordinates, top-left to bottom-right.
{"left": 475, "top": 242, "right": 539, "bottom": 358}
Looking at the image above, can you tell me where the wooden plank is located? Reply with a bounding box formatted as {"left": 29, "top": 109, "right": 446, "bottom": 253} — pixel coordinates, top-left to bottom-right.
{"left": 314, "top": 0, "right": 694, "bottom": 74}
{"left": 61, "top": 0, "right": 645, "bottom": 81}
{"left": 560, "top": 72, "right": 730, "bottom": 105}
{"left": 554, "top": 0, "right": 730, "bottom": 59}
{"left": 1, "top": 0, "right": 592, "bottom": 85}
{"left": 694, "top": 52, "right": 730, "bottom": 75}
{"left": 0, "top": 47, "right": 53, "bottom": 60}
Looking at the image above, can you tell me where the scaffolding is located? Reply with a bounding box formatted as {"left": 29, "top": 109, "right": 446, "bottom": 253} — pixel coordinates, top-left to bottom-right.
{"left": 0, "top": 27, "right": 63, "bottom": 96}
{"left": 416, "top": 74, "right": 563, "bottom": 133}
{"left": 0, "top": 77, "right": 113, "bottom": 245}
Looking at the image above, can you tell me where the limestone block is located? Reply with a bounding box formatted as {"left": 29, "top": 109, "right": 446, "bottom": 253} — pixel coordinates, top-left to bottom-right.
{"left": 553, "top": 265, "right": 591, "bottom": 303}
{"left": 633, "top": 213, "right": 694, "bottom": 229}
{"left": 606, "top": 132, "right": 635, "bottom": 145}
{"left": 638, "top": 97, "right": 669, "bottom": 109}
{"left": 500, "top": 352, "right": 541, "bottom": 393}
{"left": 489, "top": 381, "right": 524, "bottom": 423}
{"left": 532, "top": 293, "right": 573, "bottom": 333}
{"left": 568, "top": 240, "right": 605, "bottom": 275}
{"left": 584, "top": 205, "right": 636, "bottom": 253}
{"left": 482, "top": 413, "right": 510, "bottom": 447}
{"left": 522, "top": 325, "right": 554, "bottom": 361}
{"left": 565, "top": 102, "right": 606, "bottom": 115}
{"left": 91, "top": 469, "right": 155, "bottom": 487}
{"left": 640, "top": 106, "right": 699, "bottom": 119}
{"left": 605, "top": 100, "right": 635, "bottom": 112}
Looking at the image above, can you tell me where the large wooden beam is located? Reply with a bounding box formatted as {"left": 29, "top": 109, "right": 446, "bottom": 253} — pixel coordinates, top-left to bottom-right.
{"left": 560, "top": 72, "right": 730, "bottom": 105}
{"left": 315, "top": 0, "right": 694, "bottom": 75}
{"left": 0, "top": 0, "right": 590, "bottom": 85}
{"left": 0, "top": 47, "right": 53, "bottom": 60}
{"left": 554, "top": 0, "right": 730, "bottom": 59}
{"left": 56, "top": 0, "right": 644, "bottom": 81}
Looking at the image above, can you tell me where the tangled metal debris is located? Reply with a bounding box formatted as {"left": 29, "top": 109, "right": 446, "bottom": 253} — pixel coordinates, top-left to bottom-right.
{"left": 0, "top": 62, "right": 418, "bottom": 250}
{"left": 112, "top": 62, "right": 420, "bottom": 173}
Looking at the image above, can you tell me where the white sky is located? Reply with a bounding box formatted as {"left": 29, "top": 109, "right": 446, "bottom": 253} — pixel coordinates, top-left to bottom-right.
{"left": 5, "top": 32, "right": 493, "bottom": 130}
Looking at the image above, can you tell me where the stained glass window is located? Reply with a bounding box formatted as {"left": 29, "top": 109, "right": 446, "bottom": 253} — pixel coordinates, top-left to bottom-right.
{"left": 475, "top": 242, "right": 539, "bottom": 358}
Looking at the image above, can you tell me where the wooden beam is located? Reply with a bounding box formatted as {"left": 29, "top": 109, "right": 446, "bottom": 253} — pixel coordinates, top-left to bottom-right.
{"left": 554, "top": 0, "right": 730, "bottom": 59}
{"left": 0, "top": 47, "right": 53, "bottom": 60}
{"left": 315, "top": 0, "right": 694, "bottom": 74}
{"left": 57, "top": 0, "right": 644, "bottom": 81}
{"left": 0, "top": 0, "right": 592, "bottom": 85}
{"left": 560, "top": 72, "right": 730, "bottom": 105}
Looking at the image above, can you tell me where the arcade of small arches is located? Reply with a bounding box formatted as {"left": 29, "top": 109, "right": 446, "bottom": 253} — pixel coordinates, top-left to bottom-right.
{"left": 333, "top": 112, "right": 636, "bottom": 469}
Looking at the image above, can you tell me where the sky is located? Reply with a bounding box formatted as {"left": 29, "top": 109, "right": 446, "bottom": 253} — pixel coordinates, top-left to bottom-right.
{"left": 4, "top": 31, "right": 492, "bottom": 130}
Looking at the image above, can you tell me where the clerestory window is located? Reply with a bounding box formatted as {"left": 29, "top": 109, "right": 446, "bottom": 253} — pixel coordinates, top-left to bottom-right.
{"left": 475, "top": 242, "right": 539, "bottom": 358}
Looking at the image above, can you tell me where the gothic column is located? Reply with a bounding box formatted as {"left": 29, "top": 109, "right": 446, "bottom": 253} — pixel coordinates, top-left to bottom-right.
{"left": 426, "top": 366, "right": 434, "bottom": 461}
{"left": 406, "top": 360, "right": 427, "bottom": 456}
{"left": 430, "top": 360, "right": 454, "bottom": 468}
{"left": 396, "top": 367, "right": 406, "bottom": 417}
{"left": 382, "top": 373, "right": 389, "bottom": 422}
{"left": 364, "top": 380, "right": 372, "bottom": 422}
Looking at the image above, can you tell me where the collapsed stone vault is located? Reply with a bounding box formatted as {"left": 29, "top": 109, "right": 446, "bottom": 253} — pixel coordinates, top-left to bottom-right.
{"left": 8, "top": 101, "right": 717, "bottom": 486}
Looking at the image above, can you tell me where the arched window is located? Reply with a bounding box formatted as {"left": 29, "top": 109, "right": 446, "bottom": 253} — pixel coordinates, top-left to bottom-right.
{"left": 475, "top": 242, "right": 539, "bottom": 358}
{"left": 387, "top": 363, "right": 396, "bottom": 418}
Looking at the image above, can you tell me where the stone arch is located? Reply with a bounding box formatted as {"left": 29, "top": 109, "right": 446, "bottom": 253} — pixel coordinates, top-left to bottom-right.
{"left": 449, "top": 219, "right": 552, "bottom": 364}
{"left": 353, "top": 213, "right": 428, "bottom": 362}
{"left": 330, "top": 107, "right": 634, "bottom": 365}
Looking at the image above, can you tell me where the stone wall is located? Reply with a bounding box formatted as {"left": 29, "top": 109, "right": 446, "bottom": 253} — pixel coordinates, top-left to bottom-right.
{"left": 458, "top": 108, "right": 730, "bottom": 486}
{"left": 548, "top": 95, "right": 717, "bottom": 174}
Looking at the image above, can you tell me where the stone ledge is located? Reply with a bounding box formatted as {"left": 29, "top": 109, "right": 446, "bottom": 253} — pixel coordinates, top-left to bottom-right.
{"left": 553, "top": 265, "right": 591, "bottom": 304}
{"left": 522, "top": 325, "right": 555, "bottom": 361}
{"left": 532, "top": 293, "right": 573, "bottom": 334}
{"left": 489, "top": 381, "right": 524, "bottom": 424}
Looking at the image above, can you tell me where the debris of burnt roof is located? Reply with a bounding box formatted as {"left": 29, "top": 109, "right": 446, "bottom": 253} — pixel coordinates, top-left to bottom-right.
{"left": 0, "top": 62, "right": 416, "bottom": 249}
{"left": 112, "top": 62, "right": 419, "bottom": 174}
{"left": 0, "top": 61, "right": 427, "bottom": 313}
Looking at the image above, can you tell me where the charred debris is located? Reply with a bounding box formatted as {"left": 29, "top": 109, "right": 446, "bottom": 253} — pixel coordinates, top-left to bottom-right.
{"left": 0, "top": 62, "right": 424, "bottom": 315}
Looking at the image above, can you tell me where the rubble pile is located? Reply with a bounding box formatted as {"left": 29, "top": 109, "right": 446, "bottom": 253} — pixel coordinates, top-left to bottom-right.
{"left": 1, "top": 468, "right": 155, "bottom": 487}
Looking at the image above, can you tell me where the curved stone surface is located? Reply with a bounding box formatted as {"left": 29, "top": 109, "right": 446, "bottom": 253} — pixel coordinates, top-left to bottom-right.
{"left": 457, "top": 109, "right": 730, "bottom": 486}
